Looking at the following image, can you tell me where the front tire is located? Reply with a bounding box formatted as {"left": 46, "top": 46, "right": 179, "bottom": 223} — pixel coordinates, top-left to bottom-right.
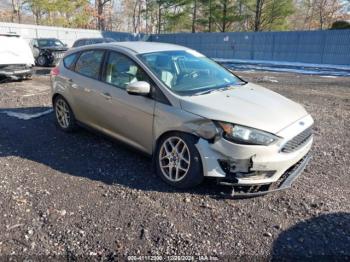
{"left": 37, "top": 55, "right": 47, "bottom": 67}
{"left": 155, "top": 133, "right": 204, "bottom": 189}
{"left": 53, "top": 96, "right": 77, "bottom": 132}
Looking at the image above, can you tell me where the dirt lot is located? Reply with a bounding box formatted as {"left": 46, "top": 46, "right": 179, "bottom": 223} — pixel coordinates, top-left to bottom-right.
{"left": 0, "top": 70, "right": 349, "bottom": 260}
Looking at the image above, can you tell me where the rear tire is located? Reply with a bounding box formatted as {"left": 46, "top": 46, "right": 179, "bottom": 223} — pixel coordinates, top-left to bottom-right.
{"left": 155, "top": 132, "right": 204, "bottom": 189}
{"left": 53, "top": 96, "right": 77, "bottom": 132}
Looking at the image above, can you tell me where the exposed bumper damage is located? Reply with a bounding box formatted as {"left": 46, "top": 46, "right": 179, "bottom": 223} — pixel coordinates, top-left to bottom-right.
{"left": 221, "top": 154, "right": 311, "bottom": 196}
{"left": 195, "top": 114, "right": 313, "bottom": 196}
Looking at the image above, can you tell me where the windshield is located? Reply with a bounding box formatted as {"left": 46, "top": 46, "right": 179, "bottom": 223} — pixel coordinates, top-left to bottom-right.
{"left": 138, "top": 50, "right": 244, "bottom": 95}
{"left": 38, "top": 39, "right": 64, "bottom": 47}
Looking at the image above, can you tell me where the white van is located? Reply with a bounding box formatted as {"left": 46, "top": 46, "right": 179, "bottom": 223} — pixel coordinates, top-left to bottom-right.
{"left": 0, "top": 33, "right": 35, "bottom": 80}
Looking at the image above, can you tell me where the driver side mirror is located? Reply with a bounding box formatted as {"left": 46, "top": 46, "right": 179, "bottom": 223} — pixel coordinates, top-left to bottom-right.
{"left": 33, "top": 44, "right": 38, "bottom": 48}
{"left": 126, "top": 81, "right": 151, "bottom": 96}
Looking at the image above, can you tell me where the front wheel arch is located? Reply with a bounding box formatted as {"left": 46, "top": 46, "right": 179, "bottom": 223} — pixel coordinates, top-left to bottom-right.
{"left": 153, "top": 130, "right": 199, "bottom": 157}
{"left": 154, "top": 131, "right": 204, "bottom": 188}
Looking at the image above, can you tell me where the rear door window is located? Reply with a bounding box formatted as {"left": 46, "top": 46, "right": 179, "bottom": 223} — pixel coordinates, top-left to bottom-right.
{"left": 75, "top": 50, "right": 104, "bottom": 79}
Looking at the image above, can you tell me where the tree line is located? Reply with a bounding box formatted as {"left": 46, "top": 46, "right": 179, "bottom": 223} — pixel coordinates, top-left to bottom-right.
{"left": 2, "top": 0, "right": 349, "bottom": 33}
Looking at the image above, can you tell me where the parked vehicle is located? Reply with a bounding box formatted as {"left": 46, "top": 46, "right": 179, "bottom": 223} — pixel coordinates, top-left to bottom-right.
{"left": 51, "top": 42, "right": 313, "bottom": 196}
{"left": 30, "top": 38, "right": 68, "bottom": 67}
{"left": 0, "top": 33, "right": 34, "bottom": 80}
{"left": 72, "top": 37, "right": 116, "bottom": 48}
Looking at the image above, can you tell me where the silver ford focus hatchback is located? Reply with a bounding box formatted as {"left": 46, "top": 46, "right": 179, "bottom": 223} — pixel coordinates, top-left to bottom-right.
{"left": 51, "top": 42, "right": 313, "bottom": 195}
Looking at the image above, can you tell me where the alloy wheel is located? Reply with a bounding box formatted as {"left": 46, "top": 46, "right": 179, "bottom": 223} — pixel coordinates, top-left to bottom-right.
{"left": 159, "top": 136, "right": 191, "bottom": 182}
{"left": 55, "top": 98, "right": 70, "bottom": 129}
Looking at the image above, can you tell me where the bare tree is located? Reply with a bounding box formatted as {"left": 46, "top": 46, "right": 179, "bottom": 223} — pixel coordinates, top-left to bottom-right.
{"left": 132, "top": 0, "right": 143, "bottom": 33}
{"left": 11, "top": 0, "right": 23, "bottom": 23}
{"left": 192, "top": 0, "right": 197, "bottom": 33}
{"left": 96, "top": 0, "right": 112, "bottom": 30}
{"left": 317, "top": 0, "right": 341, "bottom": 29}
{"left": 301, "top": 0, "right": 345, "bottom": 30}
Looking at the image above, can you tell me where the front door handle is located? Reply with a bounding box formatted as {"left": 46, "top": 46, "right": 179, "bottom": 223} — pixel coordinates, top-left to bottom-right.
{"left": 102, "top": 92, "right": 112, "bottom": 100}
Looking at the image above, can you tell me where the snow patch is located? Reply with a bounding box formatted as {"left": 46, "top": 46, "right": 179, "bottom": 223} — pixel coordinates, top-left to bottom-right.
{"left": 2, "top": 109, "right": 53, "bottom": 120}
{"left": 320, "top": 75, "right": 338, "bottom": 78}
{"left": 262, "top": 76, "right": 279, "bottom": 83}
{"left": 215, "top": 58, "right": 350, "bottom": 77}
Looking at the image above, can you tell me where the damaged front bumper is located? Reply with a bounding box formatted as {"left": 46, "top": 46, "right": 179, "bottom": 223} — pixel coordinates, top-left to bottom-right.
{"left": 195, "top": 115, "right": 313, "bottom": 196}
{"left": 220, "top": 153, "right": 311, "bottom": 196}
{"left": 0, "top": 64, "right": 32, "bottom": 79}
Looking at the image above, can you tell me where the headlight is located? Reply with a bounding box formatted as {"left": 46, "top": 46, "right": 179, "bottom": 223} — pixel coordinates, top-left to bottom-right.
{"left": 216, "top": 122, "right": 278, "bottom": 145}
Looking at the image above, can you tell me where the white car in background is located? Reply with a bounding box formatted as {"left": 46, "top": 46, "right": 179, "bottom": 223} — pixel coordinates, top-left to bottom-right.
{"left": 0, "top": 33, "right": 34, "bottom": 80}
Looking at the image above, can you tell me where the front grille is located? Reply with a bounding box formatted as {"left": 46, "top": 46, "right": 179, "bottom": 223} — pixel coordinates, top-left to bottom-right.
{"left": 281, "top": 126, "right": 313, "bottom": 153}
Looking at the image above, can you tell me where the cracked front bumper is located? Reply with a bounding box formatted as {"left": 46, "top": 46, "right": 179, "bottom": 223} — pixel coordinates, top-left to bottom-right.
{"left": 221, "top": 153, "right": 311, "bottom": 196}
{"left": 195, "top": 114, "right": 313, "bottom": 194}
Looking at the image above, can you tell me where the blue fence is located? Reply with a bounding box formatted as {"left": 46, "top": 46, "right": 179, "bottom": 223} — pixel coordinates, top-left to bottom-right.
{"left": 2, "top": 22, "right": 349, "bottom": 66}
{"left": 102, "top": 31, "right": 145, "bottom": 42}
{"left": 149, "top": 30, "right": 350, "bottom": 66}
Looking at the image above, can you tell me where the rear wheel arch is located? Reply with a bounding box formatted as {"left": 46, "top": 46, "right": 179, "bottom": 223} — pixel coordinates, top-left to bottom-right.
{"left": 53, "top": 94, "right": 77, "bottom": 132}
{"left": 52, "top": 93, "right": 74, "bottom": 113}
{"left": 52, "top": 93, "right": 77, "bottom": 122}
{"left": 52, "top": 93, "right": 62, "bottom": 105}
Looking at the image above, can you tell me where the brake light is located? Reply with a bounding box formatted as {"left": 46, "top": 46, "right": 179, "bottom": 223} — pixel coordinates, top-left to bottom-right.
{"left": 51, "top": 66, "right": 60, "bottom": 76}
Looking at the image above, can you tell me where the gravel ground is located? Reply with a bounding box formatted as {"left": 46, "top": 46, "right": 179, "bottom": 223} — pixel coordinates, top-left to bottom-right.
{"left": 0, "top": 71, "right": 349, "bottom": 261}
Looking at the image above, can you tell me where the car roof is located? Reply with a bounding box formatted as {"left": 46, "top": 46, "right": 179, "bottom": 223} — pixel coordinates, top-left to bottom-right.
{"left": 100, "top": 41, "right": 190, "bottom": 54}
{"left": 114, "top": 41, "right": 189, "bottom": 54}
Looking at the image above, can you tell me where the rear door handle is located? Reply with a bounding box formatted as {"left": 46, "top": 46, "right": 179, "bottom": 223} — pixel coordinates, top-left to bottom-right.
{"left": 68, "top": 78, "right": 78, "bottom": 88}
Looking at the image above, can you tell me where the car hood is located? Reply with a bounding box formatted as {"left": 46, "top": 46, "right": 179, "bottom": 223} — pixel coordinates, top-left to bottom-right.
{"left": 41, "top": 46, "right": 68, "bottom": 52}
{"left": 179, "top": 83, "right": 308, "bottom": 134}
{"left": 0, "top": 36, "right": 35, "bottom": 65}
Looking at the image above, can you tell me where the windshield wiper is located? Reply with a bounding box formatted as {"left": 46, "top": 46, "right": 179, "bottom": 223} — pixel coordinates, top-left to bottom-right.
{"left": 192, "top": 84, "right": 239, "bottom": 96}
{"left": 193, "top": 89, "right": 218, "bottom": 96}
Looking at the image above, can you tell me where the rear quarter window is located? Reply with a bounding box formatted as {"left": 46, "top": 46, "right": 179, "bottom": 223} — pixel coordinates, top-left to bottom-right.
{"left": 63, "top": 53, "right": 78, "bottom": 70}
{"left": 74, "top": 50, "right": 104, "bottom": 79}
